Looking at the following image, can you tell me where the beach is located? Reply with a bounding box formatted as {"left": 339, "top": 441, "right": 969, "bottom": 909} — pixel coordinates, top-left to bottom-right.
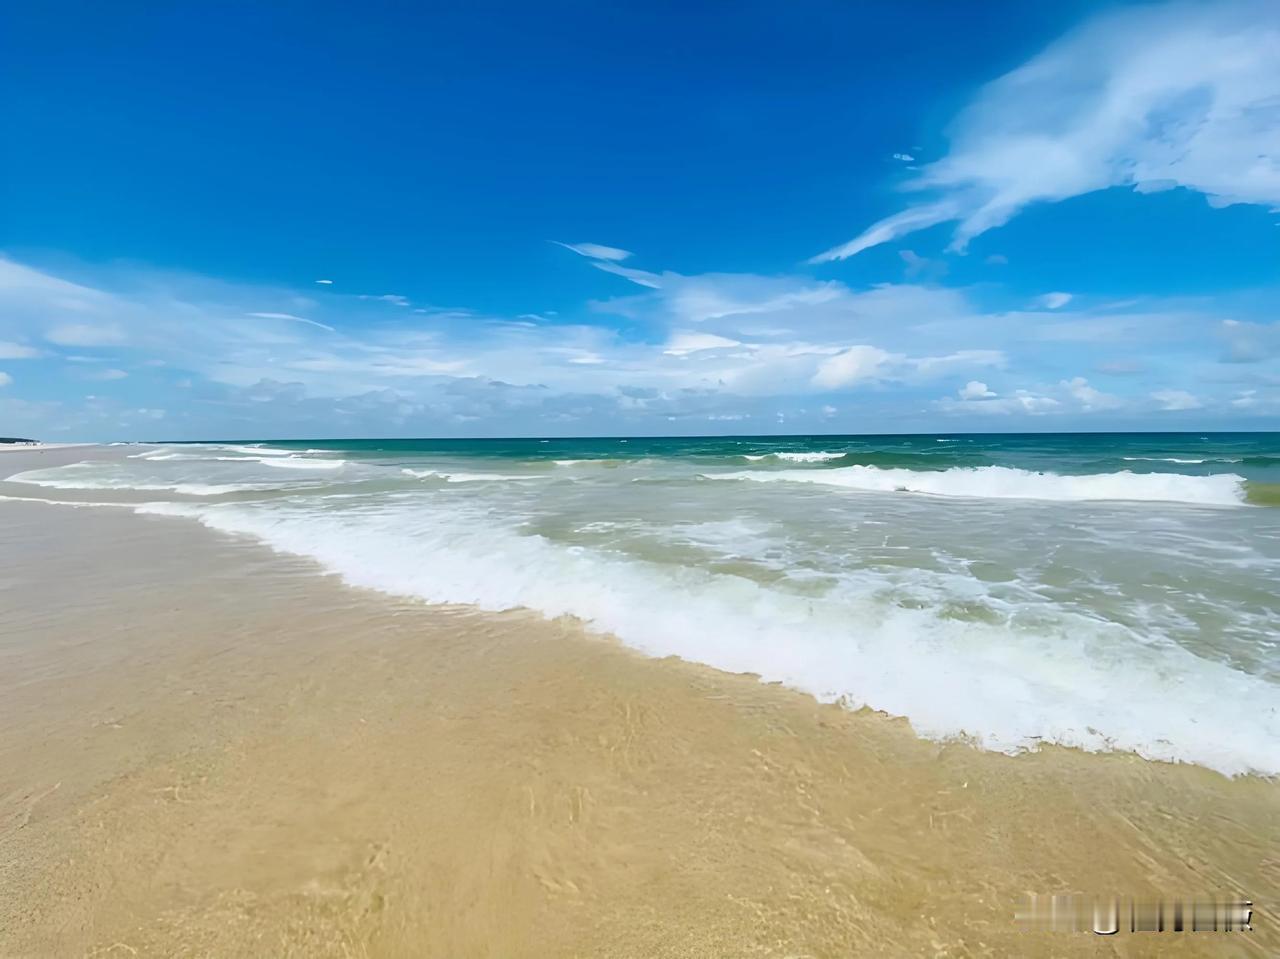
{"left": 1, "top": 444, "right": 1277, "bottom": 956}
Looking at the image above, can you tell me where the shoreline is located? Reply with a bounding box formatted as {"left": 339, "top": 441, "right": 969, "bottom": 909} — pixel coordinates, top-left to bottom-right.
{"left": 2, "top": 449, "right": 1277, "bottom": 955}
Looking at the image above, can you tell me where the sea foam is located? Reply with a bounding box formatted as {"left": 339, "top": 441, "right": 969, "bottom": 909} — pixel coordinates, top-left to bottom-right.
{"left": 136, "top": 497, "right": 1280, "bottom": 777}
{"left": 715, "top": 464, "right": 1247, "bottom": 505}
{"left": 742, "top": 451, "right": 845, "bottom": 463}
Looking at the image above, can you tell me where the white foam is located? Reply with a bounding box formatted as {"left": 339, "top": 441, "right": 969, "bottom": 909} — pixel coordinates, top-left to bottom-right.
{"left": 216, "top": 444, "right": 296, "bottom": 457}
{"left": 400, "top": 468, "right": 541, "bottom": 483}
{"left": 743, "top": 451, "right": 845, "bottom": 463}
{"left": 139, "top": 497, "right": 1280, "bottom": 777}
{"left": 1123, "top": 456, "right": 1206, "bottom": 464}
{"left": 257, "top": 456, "right": 346, "bottom": 470}
{"left": 5, "top": 467, "right": 289, "bottom": 497}
{"left": 711, "top": 465, "right": 1247, "bottom": 506}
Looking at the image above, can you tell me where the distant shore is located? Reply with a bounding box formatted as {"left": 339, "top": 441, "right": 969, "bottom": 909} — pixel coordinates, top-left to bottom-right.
{"left": 0, "top": 441, "right": 93, "bottom": 452}
{"left": 1, "top": 446, "right": 1276, "bottom": 957}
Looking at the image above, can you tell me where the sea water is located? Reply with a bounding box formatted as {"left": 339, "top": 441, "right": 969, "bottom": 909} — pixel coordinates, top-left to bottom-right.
{"left": 6, "top": 432, "right": 1279, "bottom": 776}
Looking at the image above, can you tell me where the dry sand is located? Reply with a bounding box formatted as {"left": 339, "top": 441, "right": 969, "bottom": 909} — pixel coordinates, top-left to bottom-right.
{"left": 1, "top": 449, "right": 1276, "bottom": 956}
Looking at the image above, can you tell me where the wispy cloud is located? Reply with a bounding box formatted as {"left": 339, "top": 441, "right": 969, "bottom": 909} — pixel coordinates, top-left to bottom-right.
{"left": 813, "top": 0, "right": 1280, "bottom": 261}
{"left": 553, "top": 241, "right": 633, "bottom": 261}
{"left": 1035, "top": 292, "right": 1073, "bottom": 310}
{"left": 245, "top": 312, "right": 336, "bottom": 332}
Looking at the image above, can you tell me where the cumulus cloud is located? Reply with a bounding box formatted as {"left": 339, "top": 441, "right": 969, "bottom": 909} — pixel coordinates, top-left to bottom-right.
{"left": 813, "top": 0, "right": 1280, "bottom": 261}
{"left": 959, "top": 380, "right": 995, "bottom": 400}
{"left": 1061, "top": 376, "right": 1120, "bottom": 410}
{"left": 943, "top": 375, "right": 1124, "bottom": 416}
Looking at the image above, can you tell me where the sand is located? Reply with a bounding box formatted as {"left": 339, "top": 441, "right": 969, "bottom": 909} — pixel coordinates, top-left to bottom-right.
{"left": 1, "top": 448, "right": 1276, "bottom": 957}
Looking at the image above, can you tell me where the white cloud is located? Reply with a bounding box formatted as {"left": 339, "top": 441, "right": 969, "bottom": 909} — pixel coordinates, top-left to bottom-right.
{"left": 941, "top": 388, "right": 1062, "bottom": 415}
{"left": 1061, "top": 376, "right": 1120, "bottom": 410}
{"left": 360, "top": 294, "right": 410, "bottom": 307}
{"left": 813, "top": 0, "right": 1280, "bottom": 260}
{"left": 246, "top": 311, "right": 336, "bottom": 332}
{"left": 90, "top": 368, "right": 129, "bottom": 381}
{"left": 892, "top": 152, "right": 915, "bottom": 162}
{"left": 554, "top": 241, "right": 633, "bottom": 262}
{"left": 1151, "top": 388, "right": 1202, "bottom": 410}
{"left": 959, "top": 380, "right": 995, "bottom": 399}
{"left": 0, "top": 372, "right": 11, "bottom": 387}
{"left": 984, "top": 254, "right": 1008, "bottom": 265}
{"left": 315, "top": 279, "right": 333, "bottom": 285}
{"left": 813, "top": 346, "right": 893, "bottom": 388}
{"left": 47, "top": 323, "right": 126, "bottom": 346}
{"left": 1036, "top": 292, "right": 1073, "bottom": 310}
{"left": 0, "top": 341, "right": 39, "bottom": 359}
{"left": 663, "top": 331, "right": 742, "bottom": 355}
{"left": 1232, "top": 389, "right": 1257, "bottom": 408}
{"left": 591, "top": 260, "right": 663, "bottom": 288}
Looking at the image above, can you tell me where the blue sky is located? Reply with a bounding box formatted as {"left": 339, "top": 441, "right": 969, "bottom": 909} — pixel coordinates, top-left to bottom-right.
{"left": 1, "top": 0, "right": 1277, "bottom": 439}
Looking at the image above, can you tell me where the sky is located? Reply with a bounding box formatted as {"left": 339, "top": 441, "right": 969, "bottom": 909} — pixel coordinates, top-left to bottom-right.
{"left": 1, "top": 0, "right": 1278, "bottom": 440}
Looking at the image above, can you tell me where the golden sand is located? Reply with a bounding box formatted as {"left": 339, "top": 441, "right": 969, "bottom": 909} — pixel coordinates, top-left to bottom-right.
{"left": 1, "top": 463, "right": 1276, "bottom": 956}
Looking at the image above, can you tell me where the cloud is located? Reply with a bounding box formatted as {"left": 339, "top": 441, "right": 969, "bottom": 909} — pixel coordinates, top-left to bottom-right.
{"left": 1219, "top": 318, "right": 1280, "bottom": 362}
{"left": 246, "top": 311, "right": 336, "bottom": 333}
{"left": 554, "top": 241, "right": 633, "bottom": 262}
{"left": 663, "top": 331, "right": 742, "bottom": 355}
{"left": 47, "top": 323, "right": 126, "bottom": 346}
{"left": 0, "top": 341, "right": 39, "bottom": 359}
{"left": 0, "top": 372, "right": 11, "bottom": 387}
{"left": 315, "top": 279, "right": 333, "bottom": 285}
{"left": 984, "top": 254, "right": 1008, "bottom": 265}
{"left": 942, "top": 374, "right": 1123, "bottom": 415}
{"left": 89, "top": 368, "right": 129, "bottom": 381}
{"left": 0, "top": 252, "right": 1268, "bottom": 438}
{"left": 360, "top": 294, "right": 411, "bottom": 307}
{"left": 1036, "top": 292, "right": 1073, "bottom": 310}
{"left": 1061, "top": 376, "right": 1120, "bottom": 410}
{"left": 813, "top": 0, "right": 1280, "bottom": 260}
{"left": 958, "top": 380, "right": 995, "bottom": 399}
{"left": 813, "top": 346, "right": 893, "bottom": 388}
{"left": 1150, "top": 388, "right": 1202, "bottom": 410}
{"left": 941, "top": 388, "right": 1062, "bottom": 415}
{"left": 892, "top": 152, "right": 916, "bottom": 162}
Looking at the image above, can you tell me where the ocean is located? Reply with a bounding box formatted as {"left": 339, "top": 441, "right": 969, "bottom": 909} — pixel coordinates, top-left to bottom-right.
{"left": 7, "top": 432, "right": 1279, "bottom": 777}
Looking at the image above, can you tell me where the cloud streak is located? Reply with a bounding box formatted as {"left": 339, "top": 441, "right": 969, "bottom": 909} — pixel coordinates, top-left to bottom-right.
{"left": 813, "top": 0, "right": 1280, "bottom": 261}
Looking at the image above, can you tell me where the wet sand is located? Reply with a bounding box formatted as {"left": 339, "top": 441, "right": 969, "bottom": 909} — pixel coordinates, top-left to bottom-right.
{"left": 1, "top": 449, "right": 1276, "bottom": 956}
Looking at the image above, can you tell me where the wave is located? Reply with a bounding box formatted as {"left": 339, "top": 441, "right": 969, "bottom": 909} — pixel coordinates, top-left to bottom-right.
{"left": 215, "top": 444, "right": 296, "bottom": 457}
{"left": 742, "top": 451, "right": 845, "bottom": 463}
{"left": 133, "top": 497, "right": 1280, "bottom": 776}
{"left": 709, "top": 465, "right": 1247, "bottom": 505}
{"left": 400, "top": 468, "right": 542, "bottom": 483}
{"left": 256, "top": 456, "right": 346, "bottom": 471}
{"left": 6, "top": 476, "right": 280, "bottom": 496}
{"left": 1122, "top": 456, "right": 1208, "bottom": 464}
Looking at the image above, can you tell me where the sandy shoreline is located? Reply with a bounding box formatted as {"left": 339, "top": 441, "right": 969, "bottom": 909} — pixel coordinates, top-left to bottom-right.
{"left": 1, "top": 448, "right": 1276, "bottom": 956}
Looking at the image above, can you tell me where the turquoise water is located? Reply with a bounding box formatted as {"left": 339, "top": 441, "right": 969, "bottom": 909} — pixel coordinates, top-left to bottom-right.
{"left": 5, "top": 432, "right": 1279, "bottom": 775}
